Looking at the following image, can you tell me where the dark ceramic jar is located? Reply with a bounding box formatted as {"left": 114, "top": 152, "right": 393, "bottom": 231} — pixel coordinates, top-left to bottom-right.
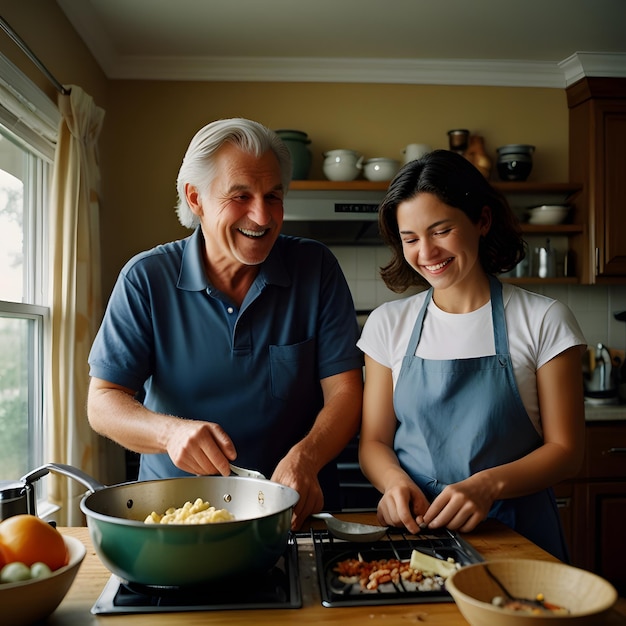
{"left": 275, "top": 129, "right": 312, "bottom": 180}
{"left": 496, "top": 144, "right": 535, "bottom": 181}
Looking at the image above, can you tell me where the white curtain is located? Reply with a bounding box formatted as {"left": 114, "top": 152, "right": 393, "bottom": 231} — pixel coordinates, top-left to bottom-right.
{"left": 47, "top": 85, "right": 109, "bottom": 525}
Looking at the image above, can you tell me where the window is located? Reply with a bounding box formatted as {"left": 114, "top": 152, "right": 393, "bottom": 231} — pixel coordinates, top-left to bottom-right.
{"left": 0, "top": 134, "right": 49, "bottom": 482}
{"left": 0, "top": 54, "right": 58, "bottom": 492}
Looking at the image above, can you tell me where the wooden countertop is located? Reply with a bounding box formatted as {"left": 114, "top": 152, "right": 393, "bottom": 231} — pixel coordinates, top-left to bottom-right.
{"left": 48, "top": 515, "right": 626, "bottom": 625}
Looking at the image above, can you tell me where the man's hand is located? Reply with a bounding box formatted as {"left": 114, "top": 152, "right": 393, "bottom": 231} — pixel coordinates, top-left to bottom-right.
{"left": 165, "top": 420, "right": 237, "bottom": 476}
{"left": 88, "top": 378, "right": 238, "bottom": 477}
{"left": 271, "top": 451, "right": 324, "bottom": 530}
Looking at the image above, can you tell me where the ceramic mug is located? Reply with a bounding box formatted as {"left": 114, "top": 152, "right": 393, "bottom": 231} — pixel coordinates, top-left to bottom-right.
{"left": 402, "top": 143, "right": 432, "bottom": 164}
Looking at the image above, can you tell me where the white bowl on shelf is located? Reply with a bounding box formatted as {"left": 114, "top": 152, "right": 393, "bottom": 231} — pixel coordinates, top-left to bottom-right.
{"left": 322, "top": 149, "right": 363, "bottom": 181}
{"left": 526, "top": 205, "right": 570, "bottom": 225}
{"left": 363, "top": 158, "right": 400, "bottom": 181}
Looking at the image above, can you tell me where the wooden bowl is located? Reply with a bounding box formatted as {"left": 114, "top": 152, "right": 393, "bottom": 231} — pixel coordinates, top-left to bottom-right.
{"left": 446, "top": 559, "right": 617, "bottom": 626}
{"left": 0, "top": 535, "right": 86, "bottom": 626}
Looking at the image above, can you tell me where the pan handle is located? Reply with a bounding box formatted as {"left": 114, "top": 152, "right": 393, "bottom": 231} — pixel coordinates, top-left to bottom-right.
{"left": 20, "top": 462, "right": 105, "bottom": 493}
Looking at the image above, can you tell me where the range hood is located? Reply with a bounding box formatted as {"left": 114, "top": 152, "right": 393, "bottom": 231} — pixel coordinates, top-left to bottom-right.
{"left": 282, "top": 188, "right": 386, "bottom": 245}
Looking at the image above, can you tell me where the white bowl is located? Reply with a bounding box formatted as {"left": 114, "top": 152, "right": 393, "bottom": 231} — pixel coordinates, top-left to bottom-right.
{"left": 446, "top": 559, "right": 617, "bottom": 626}
{"left": 363, "top": 158, "right": 400, "bottom": 181}
{"left": 0, "top": 535, "right": 86, "bottom": 626}
{"left": 323, "top": 161, "right": 362, "bottom": 181}
{"left": 527, "top": 205, "right": 569, "bottom": 225}
{"left": 322, "top": 149, "right": 363, "bottom": 181}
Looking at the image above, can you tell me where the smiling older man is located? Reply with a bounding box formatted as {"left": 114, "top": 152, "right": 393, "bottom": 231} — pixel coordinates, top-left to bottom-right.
{"left": 87, "top": 118, "right": 364, "bottom": 528}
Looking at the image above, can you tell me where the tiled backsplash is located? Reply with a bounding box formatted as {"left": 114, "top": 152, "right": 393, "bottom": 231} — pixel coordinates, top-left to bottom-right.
{"left": 330, "top": 245, "right": 626, "bottom": 351}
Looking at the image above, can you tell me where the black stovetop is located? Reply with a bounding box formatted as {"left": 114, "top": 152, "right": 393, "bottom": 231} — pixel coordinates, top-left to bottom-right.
{"left": 91, "top": 527, "right": 483, "bottom": 614}
{"left": 91, "top": 534, "right": 302, "bottom": 614}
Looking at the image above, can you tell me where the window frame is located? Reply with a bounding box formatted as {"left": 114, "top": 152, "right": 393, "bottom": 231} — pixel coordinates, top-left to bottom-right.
{"left": 0, "top": 300, "right": 48, "bottom": 475}
{"left": 0, "top": 52, "right": 58, "bottom": 506}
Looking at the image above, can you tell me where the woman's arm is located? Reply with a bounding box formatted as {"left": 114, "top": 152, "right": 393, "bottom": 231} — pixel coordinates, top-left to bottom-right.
{"left": 423, "top": 345, "right": 586, "bottom": 532}
{"left": 359, "top": 355, "right": 431, "bottom": 533}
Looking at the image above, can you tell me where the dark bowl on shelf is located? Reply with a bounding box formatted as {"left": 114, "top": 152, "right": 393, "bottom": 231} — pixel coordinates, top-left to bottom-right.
{"left": 496, "top": 158, "right": 533, "bottom": 182}
{"left": 496, "top": 144, "right": 534, "bottom": 182}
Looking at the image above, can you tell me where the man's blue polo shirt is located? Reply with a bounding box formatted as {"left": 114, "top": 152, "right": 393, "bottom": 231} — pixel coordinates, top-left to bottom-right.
{"left": 88, "top": 227, "right": 363, "bottom": 484}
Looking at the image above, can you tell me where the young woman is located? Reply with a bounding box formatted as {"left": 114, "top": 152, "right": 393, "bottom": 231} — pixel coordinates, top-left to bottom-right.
{"left": 358, "top": 150, "right": 586, "bottom": 560}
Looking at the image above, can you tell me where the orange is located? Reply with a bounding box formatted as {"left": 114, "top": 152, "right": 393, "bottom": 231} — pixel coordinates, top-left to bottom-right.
{"left": 0, "top": 514, "right": 68, "bottom": 570}
{"left": 0, "top": 542, "right": 7, "bottom": 569}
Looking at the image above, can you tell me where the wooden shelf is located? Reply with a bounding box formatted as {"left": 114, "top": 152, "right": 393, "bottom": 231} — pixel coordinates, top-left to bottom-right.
{"left": 289, "top": 180, "right": 389, "bottom": 191}
{"left": 501, "top": 277, "right": 579, "bottom": 285}
{"left": 493, "top": 182, "right": 582, "bottom": 195}
{"left": 520, "top": 224, "right": 583, "bottom": 235}
{"left": 289, "top": 180, "right": 583, "bottom": 195}
{"left": 286, "top": 180, "right": 586, "bottom": 285}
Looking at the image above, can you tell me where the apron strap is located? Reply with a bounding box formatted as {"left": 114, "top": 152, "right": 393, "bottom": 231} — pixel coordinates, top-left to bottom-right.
{"left": 489, "top": 275, "right": 509, "bottom": 356}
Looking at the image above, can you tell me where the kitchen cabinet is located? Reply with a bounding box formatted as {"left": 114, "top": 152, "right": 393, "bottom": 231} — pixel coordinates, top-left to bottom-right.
{"left": 289, "top": 180, "right": 583, "bottom": 284}
{"left": 567, "top": 77, "right": 626, "bottom": 284}
{"left": 559, "top": 420, "right": 626, "bottom": 595}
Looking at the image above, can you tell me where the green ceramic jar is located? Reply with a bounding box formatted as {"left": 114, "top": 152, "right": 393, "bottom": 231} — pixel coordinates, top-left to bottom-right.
{"left": 275, "top": 129, "right": 312, "bottom": 180}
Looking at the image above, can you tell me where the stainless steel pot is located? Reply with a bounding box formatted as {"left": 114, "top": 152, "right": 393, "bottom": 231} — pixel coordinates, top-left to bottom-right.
{"left": 20, "top": 463, "right": 299, "bottom": 587}
{"left": 0, "top": 481, "right": 36, "bottom": 520}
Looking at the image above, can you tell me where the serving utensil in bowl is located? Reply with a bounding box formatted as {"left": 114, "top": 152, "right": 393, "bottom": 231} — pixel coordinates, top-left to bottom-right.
{"left": 446, "top": 558, "right": 618, "bottom": 625}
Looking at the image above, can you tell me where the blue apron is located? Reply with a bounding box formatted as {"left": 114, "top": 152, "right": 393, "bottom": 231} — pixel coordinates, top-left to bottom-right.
{"left": 393, "top": 275, "right": 569, "bottom": 561}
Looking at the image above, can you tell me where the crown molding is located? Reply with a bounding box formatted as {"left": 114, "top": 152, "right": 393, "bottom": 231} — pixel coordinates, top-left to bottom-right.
{"left": 101, "top": 53, "right": 626, "bottom": 89}
{"left": 106, "top": 54, "right": 570, "bottom": 88}
{"left": 559, "top": 52, "right": 626, "bottom": 87}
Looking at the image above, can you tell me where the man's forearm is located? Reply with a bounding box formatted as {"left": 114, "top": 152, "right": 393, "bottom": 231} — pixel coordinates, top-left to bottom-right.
{"left": 87, "top": 378, "right": 174, "bottom": 455}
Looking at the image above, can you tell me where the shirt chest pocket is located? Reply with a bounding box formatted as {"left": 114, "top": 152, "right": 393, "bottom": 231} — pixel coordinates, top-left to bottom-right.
{"left": 269, "top": 338, "right": 316, "bottom": 400}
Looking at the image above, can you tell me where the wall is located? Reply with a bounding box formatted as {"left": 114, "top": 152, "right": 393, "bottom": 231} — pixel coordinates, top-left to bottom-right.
{"left": 102, "top": 81, "right": 567, "bottom": 297}
{"left": 0, "top": 1, "right": 623, "bottom": 354}
{"left": 0, "top": 2, "right": 108, "bottom": 113}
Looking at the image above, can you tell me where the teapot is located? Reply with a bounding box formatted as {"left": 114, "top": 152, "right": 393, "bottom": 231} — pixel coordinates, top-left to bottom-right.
{"left": 323, "top": 149, "right": 363, "bottom": 181}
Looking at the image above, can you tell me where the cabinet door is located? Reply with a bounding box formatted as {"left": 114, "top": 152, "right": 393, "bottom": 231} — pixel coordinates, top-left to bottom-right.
{"left": 552, "top": 482, "right": 574, "bottom": 561}
{"left": 568, "top": 78, "right": 626, "bottom": 283}
{"left": 596, "top": 106, "right": 626, "bottom": 276}
{"left": 586, "top": 482, "right": 626, "bottom": 596}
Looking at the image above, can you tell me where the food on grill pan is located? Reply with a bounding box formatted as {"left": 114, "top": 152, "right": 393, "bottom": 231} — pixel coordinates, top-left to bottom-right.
{"left": 334, "top": 549, "right": 460, "bottom": 592}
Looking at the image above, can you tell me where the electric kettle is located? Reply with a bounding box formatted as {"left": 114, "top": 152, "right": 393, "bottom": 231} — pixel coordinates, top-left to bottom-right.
{"left": 584, "top": 343, "right": 618, "bottom": 404}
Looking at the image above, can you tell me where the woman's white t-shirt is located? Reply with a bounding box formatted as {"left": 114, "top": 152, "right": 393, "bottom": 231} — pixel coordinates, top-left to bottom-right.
{"left": 357, "top": 283, "right": 587, "bottom": 435}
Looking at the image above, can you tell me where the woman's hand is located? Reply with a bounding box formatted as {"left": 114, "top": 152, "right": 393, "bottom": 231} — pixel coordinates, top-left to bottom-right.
{"left": 422, "top": 473, "right": 495, "bottom": 533}
{"left": 377, "top": 479, "right": 431, "bottom": 534}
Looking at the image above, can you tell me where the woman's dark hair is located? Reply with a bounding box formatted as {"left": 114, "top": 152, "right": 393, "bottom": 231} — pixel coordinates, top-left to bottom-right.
{"left": 378, "top": 149, "right": 526, "bottom": 293}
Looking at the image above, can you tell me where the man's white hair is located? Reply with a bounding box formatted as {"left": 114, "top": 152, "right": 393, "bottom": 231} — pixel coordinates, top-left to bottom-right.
{"left": 175, "top": 118, "right": 292, "bottom": 229}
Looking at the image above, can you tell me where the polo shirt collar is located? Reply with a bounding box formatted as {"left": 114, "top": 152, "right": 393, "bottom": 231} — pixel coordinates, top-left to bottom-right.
{"left": 177, "top": 227, "right": 292, "bottom": 291}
